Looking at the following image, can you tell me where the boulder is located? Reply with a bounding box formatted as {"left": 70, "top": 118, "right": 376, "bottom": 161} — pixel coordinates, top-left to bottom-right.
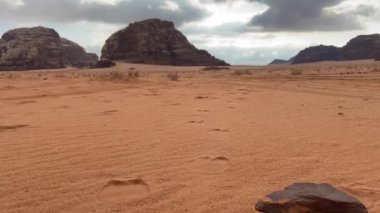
{"left": 0, "top": 26, "right": 65, "bottom": 71}
{"left": 61, "top": 38, "right": 98, "bottom": 67}
{"left": 341, "top": 34, "right": 380, "bottom": 60}
{"left": 101, "top": 19, "right": 229, "bottom": 66}
{"left": 292, "top": 45, "right": 341, "bottom": 64}
{"left": 255, "top": 183, "right": 368, "bottom": 213}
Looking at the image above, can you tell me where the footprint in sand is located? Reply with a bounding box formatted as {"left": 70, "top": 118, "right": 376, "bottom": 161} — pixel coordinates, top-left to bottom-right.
{"left": 211, "top": 128, "right": 229, "bottom": 132}
{"left": 195, "top": 95, "right": 209, "bottom": 99}
{"left": 341, "top": 183, "right": 380, "bottom": 211}
{"left": 144, "top": 93, "right": 159, "bottom": 96}
{"left": 102, "top": 110, "right": 118, "bottom": 115}
{"left": 18, "top": 100, "right": 37, "bottom": 104}
{"left": 0, "top": 125, "right": 30, "bottom": 132}
{"left": 188, "top": 156, "right": 230, "bottom": 174}
{"left": 98, "top": 179, "right": 150, "bottom": 203}
{"left": 187, "top": 120, "right": 204, "bottom": 124}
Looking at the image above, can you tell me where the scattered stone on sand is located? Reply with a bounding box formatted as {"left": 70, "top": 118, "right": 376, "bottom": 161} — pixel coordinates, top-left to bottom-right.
{"left": 255, "top": 182, "right": 368, "bottom": 213}
{"left": 101, "top": 19, "right": 229, "bottom": 66}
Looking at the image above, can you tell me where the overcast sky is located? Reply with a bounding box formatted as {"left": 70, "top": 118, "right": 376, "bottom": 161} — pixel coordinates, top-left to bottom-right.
{"left": 0, "top": 0, "right": 379, "bottom": 65}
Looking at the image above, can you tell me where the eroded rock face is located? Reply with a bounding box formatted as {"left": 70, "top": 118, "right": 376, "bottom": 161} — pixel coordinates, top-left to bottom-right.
{"left": 0, "top": 26, "right": 98, "bottom": 71}
{"left": 341, "top": 34, "right": 380, "bottom": 60}
{"left": 255, "top": 183, "right": 368, "bottom": 213}
{"left": 101, "top": 19, "right": 229, "bottom": 66}
{"left": 61, "top": 38, "right": 98, "bottom": 67}
{"left": 292, "top": 45, "right": 341, "bottom": 64}
{"left": 0, "top": 27, "right": 65, "bottom": 71}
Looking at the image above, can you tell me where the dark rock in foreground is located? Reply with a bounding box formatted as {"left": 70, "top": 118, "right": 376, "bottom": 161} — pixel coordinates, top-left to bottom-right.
{"left": 61, "top": 38, "right": 98, "bottom": 67}
{"left": 268, "top": 59, "right": 289, "bottom": 65}
{"left": 101, "top": 19, "right": 229, "bottom": 66}
{"left": 255, "top": 183, "right": 368, "bottom": 213}
{"left": 292, "top": 45, "right": 341, "bottom": 64}
{"left": 94, "top": 59, "right": 116, "bottom": 68}
{"left": 0, "top": 26, "right": 98, "bottom": 71}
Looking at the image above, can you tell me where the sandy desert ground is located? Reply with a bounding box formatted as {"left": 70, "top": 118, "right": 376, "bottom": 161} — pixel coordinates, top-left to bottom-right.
{"left": 1, "top": 60, "right": 380, "bottom": 212}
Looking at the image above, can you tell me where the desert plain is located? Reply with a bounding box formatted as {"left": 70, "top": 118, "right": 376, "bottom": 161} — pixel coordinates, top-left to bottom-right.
{"left": 1, "top": 60, "right": 380, "bottom": 212}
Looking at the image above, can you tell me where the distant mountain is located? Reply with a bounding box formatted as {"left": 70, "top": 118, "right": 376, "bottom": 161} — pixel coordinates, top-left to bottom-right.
{"left": 268, "top": 59, "right": 289, "bottom": 65}
{"left": 292, "top": 45, "right": 342, "bottom": 64}
{"left": 101, "top": 19, "right": 229, "bottom": 66}
{"left": 280, "top": 34, "right": 380, "bottom": 65}
{"left": 341, "top": 34, "right": 380, "bottom": 60}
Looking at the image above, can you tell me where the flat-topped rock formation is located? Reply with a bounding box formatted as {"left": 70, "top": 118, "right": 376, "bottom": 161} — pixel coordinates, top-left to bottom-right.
{"left": 101, "top": 19, "right": 229, "bottom": 66}
{"left": 0, "top": 26, "right": 98, "bottom": 71}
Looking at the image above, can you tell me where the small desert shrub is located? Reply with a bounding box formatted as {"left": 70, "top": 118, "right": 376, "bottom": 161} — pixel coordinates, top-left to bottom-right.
{"left": 290, "top": 68, "right": 303, "bottom": 75}
{"left": 167, "top": 72, "right": 179, "bottom": 81}
{"left": 372, "top": 66, "right": 380, "bottom": 72}
{"left": 128, "top": 71, "right": 139, "bottom": 78}
{"left": 7, "top": 73, "right": 20, "bottom": 79}
{"left": 109, "top": 71, "right": 125, "bottom": 80}
{"left": 233, "top": 70, "right": 251, "bottom": 76}
{"left": 202, "top": 66, "right": 230, "bottom": 71}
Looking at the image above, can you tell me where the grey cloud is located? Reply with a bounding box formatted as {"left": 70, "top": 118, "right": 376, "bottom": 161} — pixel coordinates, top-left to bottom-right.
{"left": 0, "top": 0, "right": 207, "bottom": 26}
{"left": 354, "top": 4, "right": 378, "bottom": 17}
{"left": 248, "top": 0, "right": 362, "bottom": 31}
{"left": 201, "top": 46, "right": 301, "bottom": 65}
{"left": 181, "top": 22, "right": 247, "bottom": 36}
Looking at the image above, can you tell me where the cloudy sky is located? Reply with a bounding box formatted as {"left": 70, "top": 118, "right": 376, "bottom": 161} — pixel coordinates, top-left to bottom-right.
{"left": 0, "top": 0, "right": 379, "bottom": 65}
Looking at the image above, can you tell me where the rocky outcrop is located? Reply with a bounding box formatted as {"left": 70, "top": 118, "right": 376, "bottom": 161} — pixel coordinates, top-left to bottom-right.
{"left": 255, "top": 183, "right": 368, "bottom": 213}
{"left": 341, "top": 34, "right": 380, "bottom": 60}
{"left": 290, "top": 34, "right": 380, "bottom": 64}
{"left": 61, "top": 38, "right": 98, "bottom": 67}
{"left": 0, "top": 26, "right": 98, "bottom": 71}
{"left": 268, "top": 59, "right": 289, "bottom": 65}
{"left": 101, "top": 19, "right": 229, "bottom": 66}
{"left": 292, "top": 45, "right": 341, "bottom": 64}
{"left": 0, "top": 27, "right": 65, "bottom": 71}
